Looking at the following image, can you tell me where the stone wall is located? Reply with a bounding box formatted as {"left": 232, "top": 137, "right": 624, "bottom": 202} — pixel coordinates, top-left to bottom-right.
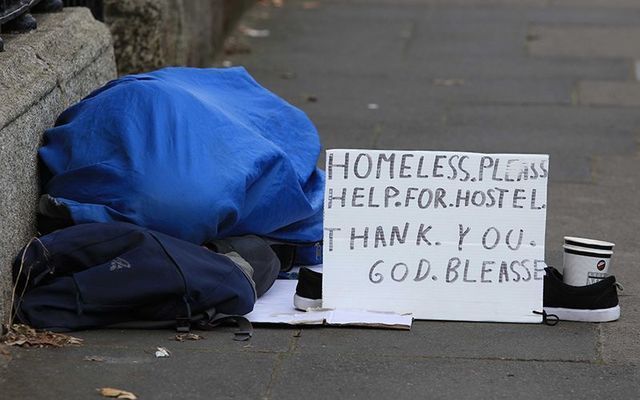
{"left": 0, "top": 1, "right": 254, "bottom": 326}
{"left": 104, "top": 0, "right": 254, "bottom": 75}
{"left": 0, "top": 8, "right": 117, "bottom": 325}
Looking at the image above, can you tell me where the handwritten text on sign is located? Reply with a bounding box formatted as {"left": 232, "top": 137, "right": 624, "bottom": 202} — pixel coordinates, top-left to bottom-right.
{"left": 322, "top": 150, "right": 549, "bottom": 323}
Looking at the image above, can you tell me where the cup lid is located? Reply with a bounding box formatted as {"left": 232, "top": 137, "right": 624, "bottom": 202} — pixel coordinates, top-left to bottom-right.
{"left": 563, "top": 244, "right": 613, "bottom": 258}
{"left": 563, "top": 236, "right": 615, "bottom": 250}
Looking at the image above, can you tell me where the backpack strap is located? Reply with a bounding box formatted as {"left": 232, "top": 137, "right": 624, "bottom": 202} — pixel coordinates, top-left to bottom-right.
{"left": 196, "top": 313, "right": 253, "bottom": 341}
{"left": 104, "top": 310, "right": 252, "bottom": 341}
{"left": 147, "top": 232, "right": 196, "bottom": 332}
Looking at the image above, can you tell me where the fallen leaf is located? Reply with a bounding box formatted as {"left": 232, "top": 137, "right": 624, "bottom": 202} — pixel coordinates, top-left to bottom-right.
{"left": 98, "top": 387, "right": 137, "bottom": 399}
{"left": 433, "top": 78, "right": 464, "bottom": 87}
{"left": 155, "top": 346, "right": 171, "bottom": 358}
{"left": 306, "top": 95, "right": 318, "bottom": 103}
{"left": 66, "top": 336, "right": 84, "bottom": 346}
{"left": 84, "top": 355, "right": 105, "bottom": 362}
{"left": 240, "top": 26, "right": 271, "bottom": 38}
{"left": 11, "top": 324, "right": 35, "bottom": 336}
{"left": 5, "top": 339, "right": 27, "bottom": 347}
{"left": 272, "top": 0, "right": 284, "bottom": 7}
{"left": 172, "top": 333, "right": 205, "bottom": 342}
{"left": 1, "top": 324, "right": 83, "bottom": 348}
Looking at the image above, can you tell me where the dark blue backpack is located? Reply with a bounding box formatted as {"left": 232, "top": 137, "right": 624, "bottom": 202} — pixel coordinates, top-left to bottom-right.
{"left": 12, "top": 223, "right": 257, "bottom": 338}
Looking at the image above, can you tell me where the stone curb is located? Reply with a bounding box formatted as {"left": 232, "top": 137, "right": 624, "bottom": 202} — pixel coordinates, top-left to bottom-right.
{"left": 0, "top": 8, "right": 117, "bottom": 324}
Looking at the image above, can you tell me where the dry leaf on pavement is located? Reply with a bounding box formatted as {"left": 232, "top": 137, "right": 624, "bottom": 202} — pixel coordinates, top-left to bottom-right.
{"left": 98, "top": 387, "right": 138, "bottom": 399}
{"left": 1, "top": 324, "right": 83, "bottom": 348}
{"left": 240, "top": 26, "right": 271, "bottom": 38}
{"left": 171, "top": 333, "right": 205, "bottom": 342}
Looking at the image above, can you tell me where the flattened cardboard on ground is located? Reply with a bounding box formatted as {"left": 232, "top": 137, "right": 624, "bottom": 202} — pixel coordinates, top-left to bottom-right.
{"left": 323, "top": 149, "right": 549, "bottom": 323}
{"left": 245, "top": 279, "right": 412, "bottom": 329}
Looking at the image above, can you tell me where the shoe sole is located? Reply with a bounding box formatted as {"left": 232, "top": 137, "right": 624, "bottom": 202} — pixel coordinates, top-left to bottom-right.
{"left": 544, "top": 305, "right": 620, "bottom": 322}
{"left": 293, "top": 294, "right": 322, "bottom": 311}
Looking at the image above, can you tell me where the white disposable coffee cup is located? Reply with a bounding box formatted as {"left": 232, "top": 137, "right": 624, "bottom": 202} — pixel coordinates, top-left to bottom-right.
{"left": 562, "top": 243, "right": 613, "bottom": 286}
{"left": 564, "top": 236, "right": 615, "bottom": 251}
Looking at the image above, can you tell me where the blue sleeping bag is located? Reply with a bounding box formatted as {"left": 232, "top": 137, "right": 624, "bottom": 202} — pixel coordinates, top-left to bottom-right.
{"left": 39, "top": 67, "right": 324, "bottom": 245}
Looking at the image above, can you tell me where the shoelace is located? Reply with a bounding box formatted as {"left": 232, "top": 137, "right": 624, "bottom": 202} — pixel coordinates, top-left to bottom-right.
{"left": 533, "top": 310, "right": 559, "bottom": 326}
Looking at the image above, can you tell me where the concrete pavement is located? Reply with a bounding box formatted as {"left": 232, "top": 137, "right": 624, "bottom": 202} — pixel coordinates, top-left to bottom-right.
{"left": 1, "top": 0, "right": 639, "bottom": 398}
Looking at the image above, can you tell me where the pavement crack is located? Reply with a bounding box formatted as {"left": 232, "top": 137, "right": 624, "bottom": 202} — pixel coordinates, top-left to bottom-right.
{"left": 262, "top": 329, "right": 301, "bottom": 400}
{"left": 289, "top": 328, "right": 301, "bottom": 352}
{"left": 262, "top": 352, "right": 285, "bottom": 400}
{"left": 337, "top": 353, "right": 598, "bottom": 365}
{"left": 595, "top": 323, "right": 605, "bottom": 365}
{"left": 371, "top": 122, "right": 383, "bottom": 149}
{"left": 400, "top": 20, "right": 417, "bottom": 60}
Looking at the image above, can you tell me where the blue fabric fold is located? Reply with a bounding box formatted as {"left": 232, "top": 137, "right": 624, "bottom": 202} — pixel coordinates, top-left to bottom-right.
{"left": 39, "top": 67, "right": 324, "bottom": 244}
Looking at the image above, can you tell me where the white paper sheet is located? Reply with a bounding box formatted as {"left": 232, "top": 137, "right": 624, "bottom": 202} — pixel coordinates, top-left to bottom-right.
{"left": 246, "top": 279, "right": 412, "bottom": 329}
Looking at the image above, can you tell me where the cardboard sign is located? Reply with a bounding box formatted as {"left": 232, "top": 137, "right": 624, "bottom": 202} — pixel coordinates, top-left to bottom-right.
{"left": 323, "top": 149, "right": 549, "bottom": 323}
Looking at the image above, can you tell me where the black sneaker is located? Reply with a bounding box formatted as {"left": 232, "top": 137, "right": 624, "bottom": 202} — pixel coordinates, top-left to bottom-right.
{"left": 543, "top": 266, "right": 620, "bottom": 322}
{"left": 294, "top": 267, "right": 322, "bottom": 311}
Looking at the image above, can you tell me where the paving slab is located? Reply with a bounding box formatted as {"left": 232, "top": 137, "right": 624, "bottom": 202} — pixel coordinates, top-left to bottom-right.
{"left": 374, "top": 131, "right": 600, "bottom": 183}
{"left": 265, "top": 74, "right": 575, "bottom": 106}
{"left": 528, "top": 26, "right": 640, "bottom": 58}
{"left": 526, "top": 6, "right": 640, "bottom": 25}
{"left": 232, "top": 4, "right": 633, "bottom": 81}
{"left": 271, "top": 354, "right": 640, "bottom": 400}
{"left": 1, "top": 345, "right": 277, "bottom": 400}
{"left": 578, "top": 80, "right": 640, "bottom": 107}
{"left": 235, "top": 53, "right": 632, "bottom": 82}
{"left": 601, "top": 319, "right": 640, "bottom": 365}
{"left": 296, "top": 321, "right": 597, "bottom": 361}
{"left": 550, "top": 0, "right": 640, "bottom": 8}
{"left": 315, "top": 118, "right": 389, "bottom": 153}
{"left": 444, "top": 104, "right": 640, "bottom": 134}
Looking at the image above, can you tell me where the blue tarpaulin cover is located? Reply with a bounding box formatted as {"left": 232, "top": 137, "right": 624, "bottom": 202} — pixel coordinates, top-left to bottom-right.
{"left": 39, "top": 67, "right": 324, "bottom": 244}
